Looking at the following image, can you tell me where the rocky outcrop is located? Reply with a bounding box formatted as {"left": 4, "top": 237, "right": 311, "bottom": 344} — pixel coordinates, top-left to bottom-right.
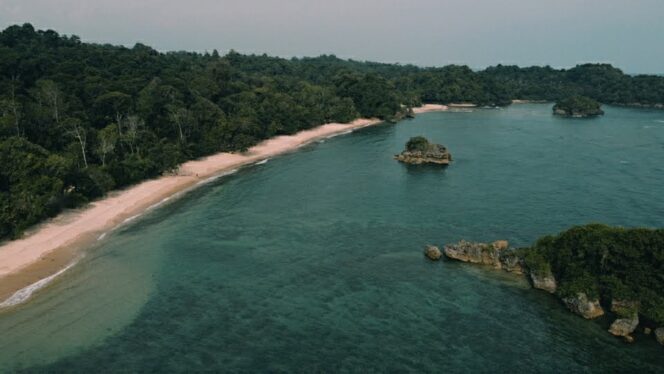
{"left": 424, "top": 245, "right": 442, "bottom": 261}
{"left": 499, "top": 251, "right": 524, "bottom": 274}
{"left": 562, "top": 292, "right": 604, "bottom": 319}
{"left": 395, "top": 137, "right": 452, "bottom": 166}
{"left": 444, "top": 240, "right": 500, "bottom": 268}
{"left": 608, "top": 299, "right": 639, "bottom": 339}
{"left": 443, "top": 240, "right": 525, "bottom": 273}
{"left": 609, "top": 316, "right": 639, "bottom": 338}
{"left": 655, "top": 328, "right": 664, "bottom": 346}
{"left": 529, "top": 270, "right": 557, "bottom": 293}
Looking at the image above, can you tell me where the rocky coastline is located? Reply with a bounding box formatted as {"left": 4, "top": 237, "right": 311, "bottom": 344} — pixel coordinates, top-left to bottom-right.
{"left": 424, "top": 239, "right": 664, "bottom": 346}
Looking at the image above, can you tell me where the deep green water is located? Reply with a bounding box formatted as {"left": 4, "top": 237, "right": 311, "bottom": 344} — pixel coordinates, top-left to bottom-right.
{"left": 1, "top": 104, "right": 664, "bottom": 372}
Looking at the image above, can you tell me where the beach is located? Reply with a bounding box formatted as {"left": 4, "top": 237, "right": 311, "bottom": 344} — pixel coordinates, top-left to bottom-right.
{"left": 412, "top": 104, "right": 449, "bottom": 113}
{"left": 0, "top": 117, "right": 385, "bottom": 305}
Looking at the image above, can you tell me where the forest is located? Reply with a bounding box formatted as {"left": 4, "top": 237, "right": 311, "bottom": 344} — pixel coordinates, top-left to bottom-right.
{"left": 1, "top": 23, "right": 664, "bottom": 240}
{"left": 523, "top": 224, "right": 664, "bottom": 325}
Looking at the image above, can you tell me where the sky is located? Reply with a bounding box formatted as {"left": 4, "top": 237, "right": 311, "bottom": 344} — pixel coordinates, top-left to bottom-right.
{"left": 1, "top": 0, "right": 663, "bottom": 74}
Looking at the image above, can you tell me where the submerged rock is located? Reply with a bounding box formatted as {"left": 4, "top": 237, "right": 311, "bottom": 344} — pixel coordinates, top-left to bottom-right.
{"left": 395, "top": 136, "right": 452, "bottom": 166}
{"left": 424, "top": 245, "right": 442, "bottom": 261}
{"left": 529, "top": 270, "right": 557, "bottom": 294}
{"left": 562, "top": 292, "right": 604, "bottom": 319}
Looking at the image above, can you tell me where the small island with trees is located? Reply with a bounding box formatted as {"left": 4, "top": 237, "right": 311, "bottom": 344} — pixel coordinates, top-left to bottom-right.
{"left": 395, "top": 136, "right": 452, "bottom": 165}
{"left": 427, "top": 224, "right": 664, "bottom": 346}
{"left": 553, "top": 96, "right": 605, "bottom": 117}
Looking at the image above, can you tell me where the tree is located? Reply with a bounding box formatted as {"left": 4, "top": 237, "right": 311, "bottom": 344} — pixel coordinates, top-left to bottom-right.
{"left": 36, "top": 79, "right": 63, "bottom": 124}
{"left": 96, "top": 124, "right": 117, "bottom": 166}
{"left": 406, "top": 136, "right": 430, "bottom": 152}
{"left": 64, "top": 117, "right": 88, "bottom": 168}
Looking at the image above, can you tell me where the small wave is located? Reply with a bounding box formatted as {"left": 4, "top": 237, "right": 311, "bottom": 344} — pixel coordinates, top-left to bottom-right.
{"left": 123, "top": 214, "right": 140, "bottom": 224}
{"left": 318, "top": 139, "right": 326, "bottom": 143}
{"left": 655, "top": 120, "right": 664, "bottom": 123}
{"left": 619, "top": 160, "right": 630, "bottom": 164}
{"left": 196, "top": 169, "right": 238, "bottom": 186}
{"left": 325, "top": 129, "right": 353, "bottom": 139}
{"left": 0, "top": 259, "right": 80, "bottom": 309}
{"left": 97, "top": 232, "right": 107, "bottom": 241}
{"left": 255, "top": 159, "right": 269, "bottom": 165}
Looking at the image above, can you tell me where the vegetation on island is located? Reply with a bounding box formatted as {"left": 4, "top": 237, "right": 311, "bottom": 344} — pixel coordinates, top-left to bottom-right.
{"left": 553, "top": 96, "right": 604, "bottom": 117}
{"left": 395, "top": 136, "right": 451, "bottom": 165}
{"left": 523, "top": 224, "right": 664, "bottom": 325}
{"left": 405, "top": 136, "right": 431, "bottom": 152}
{"left": 1, "top": 23, "right": 664, "bottom": 240}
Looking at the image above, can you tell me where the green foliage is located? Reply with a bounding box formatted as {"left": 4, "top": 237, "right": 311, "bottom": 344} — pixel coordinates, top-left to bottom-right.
{"left": 553, "top": 95, "right": 604, "bottom": 116}
{"left": 1, "top": 23, "right": 663, "bottom": 240}
{"left": 405, "top": 136, "right": 430, "bottom": 152}
{"left": 524, "top": 224, "right": 664, "bottom": 324}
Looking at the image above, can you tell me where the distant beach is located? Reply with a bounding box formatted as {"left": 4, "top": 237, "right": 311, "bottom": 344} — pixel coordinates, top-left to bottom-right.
{"left": 412, "top": 104, "right": 449, "bottom": 113}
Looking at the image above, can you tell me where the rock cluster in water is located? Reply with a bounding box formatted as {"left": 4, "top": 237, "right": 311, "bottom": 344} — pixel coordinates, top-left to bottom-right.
{"left": 395, "top": 136, "right": 452, "bottom": 165}
{"left": 426, "top": 239, "right": 663, "bottom": 347}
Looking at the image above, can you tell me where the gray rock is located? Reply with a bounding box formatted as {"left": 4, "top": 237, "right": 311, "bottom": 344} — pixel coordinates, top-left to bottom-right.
{"left": 443, "top": 240, "right": 502, "bottom": 268}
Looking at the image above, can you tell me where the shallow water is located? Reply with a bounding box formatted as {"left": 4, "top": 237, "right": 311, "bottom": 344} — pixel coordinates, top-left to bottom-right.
{"left": 1, "top": 104, "right": 664, "bottom": 372}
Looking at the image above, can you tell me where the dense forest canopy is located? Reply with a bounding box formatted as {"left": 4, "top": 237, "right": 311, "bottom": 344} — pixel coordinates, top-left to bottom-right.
{"left": 523, "top": 224, "right": 664, "bottom": 325}
{"left": 553, "top": 95, "right": 604, "bottom": 117}
{"left": 1, "top": 23, "right": 663, "bottom": 240}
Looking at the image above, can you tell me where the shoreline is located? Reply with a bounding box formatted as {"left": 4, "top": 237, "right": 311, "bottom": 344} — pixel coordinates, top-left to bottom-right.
{"left": 412, "top": 104, "right": 449, "bottom": 113}
{"left": 0, "top": 116, "right": 390, "bottom": 306}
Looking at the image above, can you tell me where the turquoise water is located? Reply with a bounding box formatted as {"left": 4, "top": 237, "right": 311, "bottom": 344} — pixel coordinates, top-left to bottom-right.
{"left": 1, "top": 104, "right": 664, "bottom": 372}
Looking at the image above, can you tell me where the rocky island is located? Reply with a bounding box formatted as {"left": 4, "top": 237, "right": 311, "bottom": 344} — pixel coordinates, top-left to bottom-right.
{"left": 424, "top": 224, "right": 664, "bottom": 347}
{"left": 553, "top": 95, "right": 604, "bottom": 117}
{"left": 395, "top": 136, "right": 452, "bottom": 165}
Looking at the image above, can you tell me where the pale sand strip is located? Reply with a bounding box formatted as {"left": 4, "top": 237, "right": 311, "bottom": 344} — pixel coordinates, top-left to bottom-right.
{"left": 0, "top": 118, "right": 382, "bottom": 302}
{"left": 412, "top": 104, "right": 449, "bottom": 114}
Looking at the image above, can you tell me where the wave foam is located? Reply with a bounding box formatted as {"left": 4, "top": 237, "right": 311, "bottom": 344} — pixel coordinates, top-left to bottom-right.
{"left": 0, "top": 259, "right": 80, "bottom": 309}
{"left": 255, "top": 159, "right": 269, "bottom": 165}
{"left": 196, "top": 169, "right": 238, "bottom": 186}
{"left": 325, "top": 129, "right": 353, "bottom": 140}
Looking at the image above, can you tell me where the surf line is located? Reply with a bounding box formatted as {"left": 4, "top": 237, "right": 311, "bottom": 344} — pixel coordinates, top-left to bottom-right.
{"left": 0, "top": 257, "right": 83, "bottom": 309}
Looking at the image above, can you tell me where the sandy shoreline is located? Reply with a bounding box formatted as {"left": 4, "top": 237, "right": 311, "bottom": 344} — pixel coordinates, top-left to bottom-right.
{"left": 0, "top": 117, "right": 390, "bottom": 305}
{"left": 0, "top": 103, "right": 454, "bottom": 306}
{"left": 412, "top": 104, "right": 449, "bottom": 113}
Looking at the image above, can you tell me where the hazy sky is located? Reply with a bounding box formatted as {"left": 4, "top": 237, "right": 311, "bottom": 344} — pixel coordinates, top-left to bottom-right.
{"left": 2, "top": 0, "right": 663, "bottom": 73}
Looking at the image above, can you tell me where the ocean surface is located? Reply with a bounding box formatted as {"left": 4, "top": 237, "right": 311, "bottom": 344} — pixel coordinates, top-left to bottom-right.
{"left": 1, "top": 104, "right": 664, "bottom": 372}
